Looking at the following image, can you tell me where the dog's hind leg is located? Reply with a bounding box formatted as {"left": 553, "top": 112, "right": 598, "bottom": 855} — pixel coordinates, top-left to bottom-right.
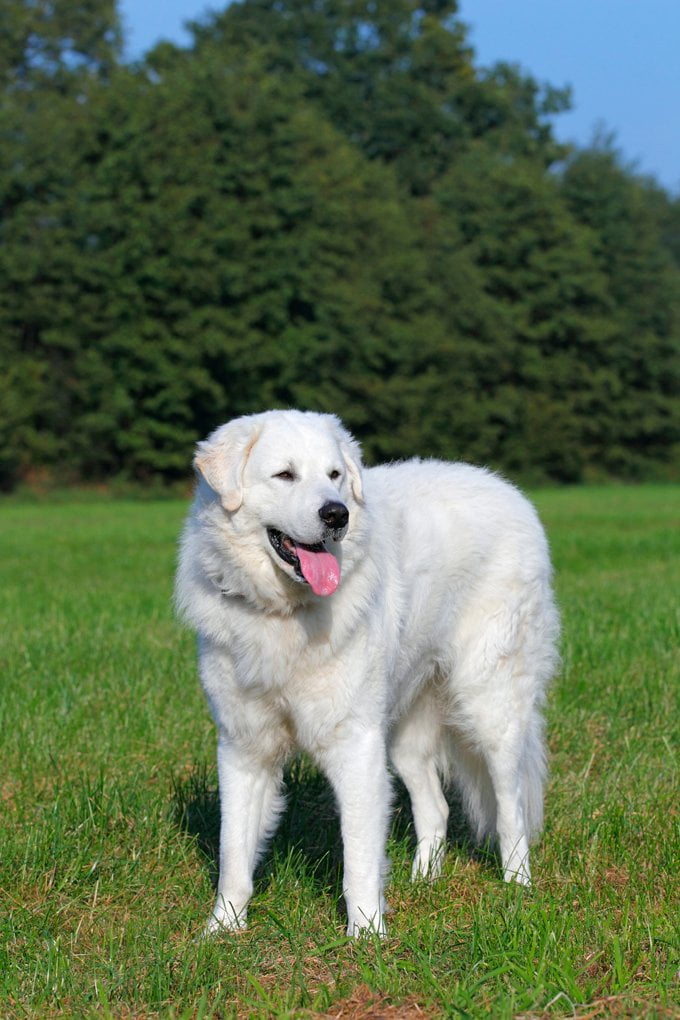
{"left": 445, "top": 673, "right": 546, "bottom": 886}
{"left": 444, "top": 579, "right": 554, "bottom": 885}
{"left": 390, "top": 691, "right": 449, "bottom": 881}
{"left": 485, "top": 708, "right": 545, "bottom": 885}
{"left": 206, "top": 731, "right": 284, "bottom": 934}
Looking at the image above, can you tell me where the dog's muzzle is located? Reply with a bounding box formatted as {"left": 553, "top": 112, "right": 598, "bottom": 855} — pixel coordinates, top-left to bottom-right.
{"left": 266, "top": 500, "right": 348, "bottom": 596}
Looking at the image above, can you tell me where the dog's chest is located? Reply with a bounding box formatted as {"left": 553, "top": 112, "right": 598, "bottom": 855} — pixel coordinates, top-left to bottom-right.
{"left": 225, "top": 604, "right": 339, "bottom": 693}
{"left": 210, "top": 606, "right": 374, "bottom": 750}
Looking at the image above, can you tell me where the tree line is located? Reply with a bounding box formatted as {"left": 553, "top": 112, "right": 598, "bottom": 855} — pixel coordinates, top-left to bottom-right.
{"left": 1, "top": 0, "right": 679, "bottom": 489}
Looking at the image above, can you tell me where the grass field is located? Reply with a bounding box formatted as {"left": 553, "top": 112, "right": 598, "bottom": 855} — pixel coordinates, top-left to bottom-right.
{"left": 1, "top": 486, "right": 678, "bottom": 1018}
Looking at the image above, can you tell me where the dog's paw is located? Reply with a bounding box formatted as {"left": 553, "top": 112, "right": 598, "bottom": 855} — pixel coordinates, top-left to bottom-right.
{"left": 202, "top": 909, "right": 247, "bottom": 937}
{"left": 411, "top": 839, "right": 446, "bottom": 882}
{"left": 346, "top": 913, "right": 387, "bottom": 939}
{"left": 504, "top": 868, "right": 532, "bottom": 887}
{"left": 502, "top": 856, "right": 532, "bottom": 887}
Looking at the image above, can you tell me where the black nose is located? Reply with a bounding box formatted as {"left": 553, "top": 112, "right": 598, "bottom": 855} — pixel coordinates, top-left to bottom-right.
{"left": 318, "top": 500, "right": 349, "bottom": 530}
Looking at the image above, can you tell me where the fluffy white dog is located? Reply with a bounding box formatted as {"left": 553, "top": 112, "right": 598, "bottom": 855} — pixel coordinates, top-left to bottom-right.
{"left": 175, "top": 410, "right": 559, "bottom": 936}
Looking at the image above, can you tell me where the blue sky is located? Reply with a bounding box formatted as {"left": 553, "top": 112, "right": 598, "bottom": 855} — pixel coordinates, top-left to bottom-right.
{"left": 118, "top": 0, "right": 680, "bottom": 194}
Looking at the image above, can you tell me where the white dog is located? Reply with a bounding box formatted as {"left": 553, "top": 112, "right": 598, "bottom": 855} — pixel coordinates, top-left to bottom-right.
{"left": 175, "top": 410, "right": 559, "bottom": 936}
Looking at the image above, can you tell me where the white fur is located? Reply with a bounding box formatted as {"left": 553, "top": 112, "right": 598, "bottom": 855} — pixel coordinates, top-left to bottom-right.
{"left": 175, "top": 410, "right": 559, "bottom": 936}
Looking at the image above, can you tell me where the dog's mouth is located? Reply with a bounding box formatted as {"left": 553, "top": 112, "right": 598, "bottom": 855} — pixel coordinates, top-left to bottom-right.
{"left": 267, "top": 528, "right": 341, "bottom": 597}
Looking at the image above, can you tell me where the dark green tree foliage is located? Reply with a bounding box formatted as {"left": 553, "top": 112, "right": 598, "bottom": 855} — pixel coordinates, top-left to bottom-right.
{"left": 0, "top": 0, "right": 678, "bottom": 487}
{"left": 428, "top": 146, "right": 622, "bottom": 481}
{"left": 561, "top": 144, "right": 680, "bottom": 478}
{"left": 191, "top": 1, "right": 568, "bottom": 193}
{"left": 0, "top": 0, "right": 123, "bottom": 484}
{"left": 0, "top": 0, "right": 121, "bottom": 88}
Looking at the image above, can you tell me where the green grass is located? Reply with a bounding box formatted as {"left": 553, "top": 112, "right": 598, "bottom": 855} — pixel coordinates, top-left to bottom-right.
{"left": 1, "top": 487, "right": 678, "bottom": 1018}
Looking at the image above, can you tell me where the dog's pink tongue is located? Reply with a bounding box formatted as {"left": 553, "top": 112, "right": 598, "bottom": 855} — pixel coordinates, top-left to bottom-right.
{"left": 295, "top": 546, "right": 340, "bottom": 596}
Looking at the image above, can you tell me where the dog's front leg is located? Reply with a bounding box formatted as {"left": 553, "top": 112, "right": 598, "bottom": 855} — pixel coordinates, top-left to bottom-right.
{"left": 319, "top": 726, "right": 391, "bottom": 937}
{"left": 206, "top": 731, "right": 283, "bottom": 934}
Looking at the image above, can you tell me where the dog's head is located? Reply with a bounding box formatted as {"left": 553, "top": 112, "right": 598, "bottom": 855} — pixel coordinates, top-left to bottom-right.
{"left": 194, "top": 410, "right": 364, "bottom": 600}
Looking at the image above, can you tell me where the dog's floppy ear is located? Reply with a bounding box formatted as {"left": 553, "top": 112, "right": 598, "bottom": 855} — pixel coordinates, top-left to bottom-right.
{"left": 339, "top": 427, "right": 364, "bottom": 504}
{"left": 194, "top": 417, "right": 262, "bottom": 512}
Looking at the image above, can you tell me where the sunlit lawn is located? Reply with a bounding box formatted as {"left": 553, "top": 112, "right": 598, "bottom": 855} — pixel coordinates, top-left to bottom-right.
{"left": 1, "top": 486, "right": 677, "bottom": 1017}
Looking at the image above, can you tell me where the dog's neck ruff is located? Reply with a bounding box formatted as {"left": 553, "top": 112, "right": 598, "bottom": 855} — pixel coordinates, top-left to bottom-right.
{"left": 211, "top": 571, "right": 311, "bottom": 617}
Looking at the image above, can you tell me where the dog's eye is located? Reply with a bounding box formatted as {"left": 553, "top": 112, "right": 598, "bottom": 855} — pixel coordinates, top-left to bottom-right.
{"left": 328, "top": 469, "right": 341, "bottom": 481}
{"left": 273, "top": 470, "right": 295, "bottom": 481}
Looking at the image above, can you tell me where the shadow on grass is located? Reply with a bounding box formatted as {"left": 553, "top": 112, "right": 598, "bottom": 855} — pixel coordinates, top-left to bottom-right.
{"left": 170, "top": 755, "right": 497, "bottom": 900}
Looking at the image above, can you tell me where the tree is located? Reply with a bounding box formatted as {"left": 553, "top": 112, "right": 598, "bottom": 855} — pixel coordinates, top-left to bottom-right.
{"left": 0, "top": 0, "right": 121, "bottom": 89}
{"left": 561, "top": 143, "right": 680, "bottom": 478}
{"left": 0, "top": 0, "right": 124, "bottom": 487}
{"left": 1, "top": 0, "right": 677, "bottom": 488}
{"left": 189, "top": 0, "right": 566, "bottom": 194}
{"left": 1, "top": 45, "right": 444, "bottom": 480}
